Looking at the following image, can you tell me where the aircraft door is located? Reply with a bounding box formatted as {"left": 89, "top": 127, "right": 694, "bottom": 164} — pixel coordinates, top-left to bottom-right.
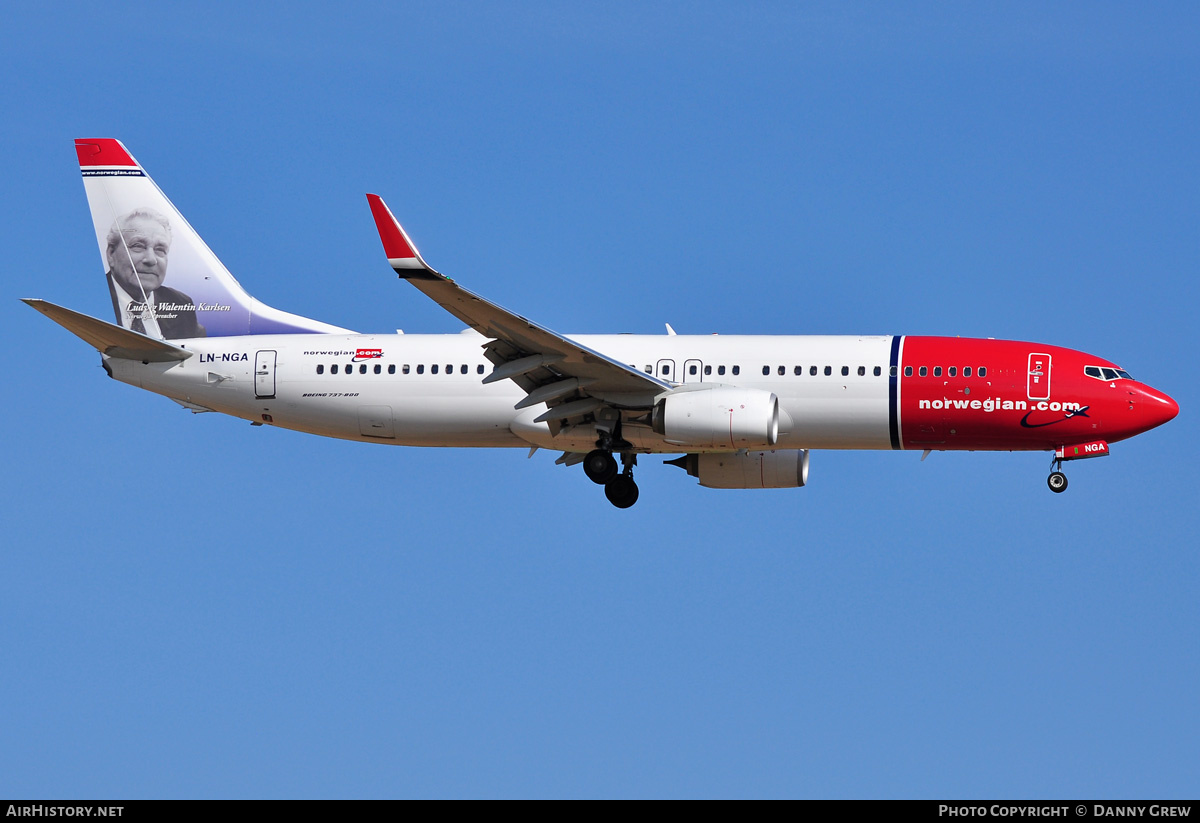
{"left": 682, "top": 359, "right": 704, "bottom": 383}
{"left": 656, "top": 359, "right": 676, "bottom": 383}
{"left": 255, "top": 350, "right": 277, "bottom": 399}
{"left": 1027, "top": 353, "right": 1051, "bottom": 401}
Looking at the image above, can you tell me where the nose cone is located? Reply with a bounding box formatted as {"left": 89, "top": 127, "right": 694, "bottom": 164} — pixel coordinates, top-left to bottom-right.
{"left": 1140, "top": 386, "right": 1179, "bottom": 430}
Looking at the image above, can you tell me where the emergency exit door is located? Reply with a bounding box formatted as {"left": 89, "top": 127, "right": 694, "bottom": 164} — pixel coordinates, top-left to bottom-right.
{"left": 656, "top": 359, "right": 676, "bottom": 382}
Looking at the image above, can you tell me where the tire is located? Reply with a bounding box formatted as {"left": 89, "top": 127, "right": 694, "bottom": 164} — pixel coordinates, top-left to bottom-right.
{"left": 1047, "top": 471, "right": 1068, "bottom": 493}
{"left": 583, "top": 449, "right": 618, "bottom": 484}
{"left": 604, "top": 476, "right": 639, "bottom": 508}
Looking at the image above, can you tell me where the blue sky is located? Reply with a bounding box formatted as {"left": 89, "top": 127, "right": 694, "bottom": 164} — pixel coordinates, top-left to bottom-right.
{"left": 2, "top": 2, "right": 1197, "bottom": 798}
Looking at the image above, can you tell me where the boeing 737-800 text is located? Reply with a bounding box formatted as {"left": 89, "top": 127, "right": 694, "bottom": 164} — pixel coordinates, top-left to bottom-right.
{"left": 24, "top": 139, "right": 1179, "bottom": 508}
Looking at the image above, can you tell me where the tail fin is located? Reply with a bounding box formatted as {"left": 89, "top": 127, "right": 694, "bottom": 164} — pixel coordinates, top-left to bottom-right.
{"left": 76, "top": 139, "right": 351, "bottom": 339}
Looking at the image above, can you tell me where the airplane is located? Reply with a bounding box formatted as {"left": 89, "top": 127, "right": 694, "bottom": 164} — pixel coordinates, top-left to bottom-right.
{"left": 24, "top": 139, "right": 1179, "bottom": 508}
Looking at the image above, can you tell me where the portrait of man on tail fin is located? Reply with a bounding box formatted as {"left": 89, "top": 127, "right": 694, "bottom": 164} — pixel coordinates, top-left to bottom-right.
{"left": 106, "top": 207, "right": 206, "bottom": 339}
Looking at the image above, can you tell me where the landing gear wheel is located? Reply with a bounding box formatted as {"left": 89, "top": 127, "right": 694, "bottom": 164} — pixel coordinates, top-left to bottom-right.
{"left": 583, "top": 449, "right": 618, "bottom": 484}
{"left": 1047, "top": 471, "right": 1068, "bottom": 493}
{"left": 605, "top": 475, "right": 640, "bottom": 508}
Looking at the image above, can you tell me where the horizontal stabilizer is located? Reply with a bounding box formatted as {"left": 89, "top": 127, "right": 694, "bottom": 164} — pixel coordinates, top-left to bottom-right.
{"left": 23, "top": 299, "right": 192, "bottom": 362}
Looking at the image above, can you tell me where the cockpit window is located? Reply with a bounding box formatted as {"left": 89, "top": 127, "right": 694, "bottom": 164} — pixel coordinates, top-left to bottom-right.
{"left": 1086, "top": 365, "right": 1134, "bottom": 381}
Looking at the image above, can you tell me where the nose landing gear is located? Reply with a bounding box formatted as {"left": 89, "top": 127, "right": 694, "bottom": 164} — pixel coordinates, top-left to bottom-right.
{"left": 1045, "top": 440, "right": 1110, "bottom": 493}
{"left": 1047, "top": 456, "right": 1068, "bottom": 493}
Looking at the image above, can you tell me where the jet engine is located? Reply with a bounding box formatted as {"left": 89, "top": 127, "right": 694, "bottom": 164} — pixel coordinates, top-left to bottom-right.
{"left": 667, "top": 450, "right": 810, "bottom": 489}
{"left": 651, "top": 387, "right": 779, "bottom": 449}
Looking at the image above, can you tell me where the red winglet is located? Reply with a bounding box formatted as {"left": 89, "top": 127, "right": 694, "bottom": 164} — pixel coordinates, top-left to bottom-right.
{"left": 75, "top": 139, "right": 137, "bottom": 167}
{"left": 366, "top": 194, "right": 419, "bottom": 261}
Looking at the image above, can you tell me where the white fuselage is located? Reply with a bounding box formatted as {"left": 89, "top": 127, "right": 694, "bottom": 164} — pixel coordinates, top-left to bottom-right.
{"left": 110, "top": 332, "right": 897, "bottom": 452}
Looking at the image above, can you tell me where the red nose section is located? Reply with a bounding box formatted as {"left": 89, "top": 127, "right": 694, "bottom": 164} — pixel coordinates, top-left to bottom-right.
{"left": 1141, "top": 386, "right": 1179, "bottom": 430}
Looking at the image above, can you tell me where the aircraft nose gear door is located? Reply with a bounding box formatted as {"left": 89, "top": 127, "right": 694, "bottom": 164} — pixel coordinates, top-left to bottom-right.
{"left": 255, "top": 350, "right": 277, "bottom": 399}
{"left": 1027, "top": 353, "right": 1051, "bottom": 401}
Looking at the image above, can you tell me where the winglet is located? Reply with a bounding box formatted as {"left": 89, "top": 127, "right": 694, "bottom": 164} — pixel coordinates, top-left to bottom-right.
{"left": 366, "top": 194, "right": 440, "bottom": 278}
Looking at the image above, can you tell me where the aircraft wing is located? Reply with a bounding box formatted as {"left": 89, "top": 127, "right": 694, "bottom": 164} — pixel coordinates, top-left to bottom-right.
{"left": 367, "top": 195, "right": 671, "bottom": 422}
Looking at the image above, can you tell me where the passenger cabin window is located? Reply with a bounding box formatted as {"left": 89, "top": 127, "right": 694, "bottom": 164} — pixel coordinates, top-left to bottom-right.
{"left": 403, "top": 364, "right": 410, "bottom": 374}
{"left": 346, "top": 364, "right": 352, "bottom": 374}
{"left": 417, "top": 364, "right": 425, "bottom": 374}
{"left": 948, "top": 366, "right": 957, "bottom": 377}
{"left": 964, "top": 367, "right": 971, "bottom": 377}
{"left": 732, "top": 366, "right": 740, "bottom": 375}
{"left": 331, "top": 364, "right": 338, "bottom": 374}
{"left": 704, "top": 365, "right": 712, "bottom": 375}
{"left": 461, "top": 365, "right": 468, "bottom": 374}
{"left": 858, "top": 366, "right": 866, "bottom": 376}
{"left": 778, "top": 366, "right": 785, "bottom": 376}
{"left": 919, "top": 367, "right": 927, "bottom": 377}
{"left": 690, "top": 365, "right": 698, "bottom": 375}
{"left": 389, "top": 365, "right": 396, "bottom": 375}
{"left": 810, "top": 366, "right": 818, "bottom": 376}
{"left": 824, "top": 366, "right": 832, "bottom": 376}
{"left": 978, "top": 367, "right": 987, "bottom": 377}
{"left": 374, "top": 364, "right": 382, "bottom": 374}
{"left": 841, "top": 366, "right": 849, "bottom": 376}
{"left": 477, "top": 365, "right": 485, "bottom": 374}
{"left": 431, "top": 365, "right": 439, "bottom": 374}
{"left": 762, "top": 366, "right": 770, "bottom": 376}
{"left": 874, "top": 366, "right": 882, "bottom": 376}
{"left": 890, "top": 366, "right": 897, "bottom": 376}
{"left": 661, "top": 365, "right": 670, "bottom": 376}
{"left": 933, "top": 367, "right": 942, "bottom": 377}
{"left": 718, "top": 365, "right": 726, "bottom": 375}
{"left": 316, "top": 364, "right": 324, "bottom": 375}
{"left": 904, "top": 366, "right": 913, "bottom": 377}
{"left": 446, "top": 364, "right": 452, "bottom": 374}
{"left": 794, "top": 366, "right": 802, "bottom": 375}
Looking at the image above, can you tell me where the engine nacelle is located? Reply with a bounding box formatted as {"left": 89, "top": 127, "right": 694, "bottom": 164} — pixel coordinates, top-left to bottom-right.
{"left": 651, "top": 386, "right": 779, "bottom": 449}
{"left": 669, "top": 450, "right": 810, "bottom": 489}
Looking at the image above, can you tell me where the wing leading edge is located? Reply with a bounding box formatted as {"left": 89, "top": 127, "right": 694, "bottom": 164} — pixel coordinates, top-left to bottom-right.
{"left": 365, "top": 194, "right": 671, "bottom": 424}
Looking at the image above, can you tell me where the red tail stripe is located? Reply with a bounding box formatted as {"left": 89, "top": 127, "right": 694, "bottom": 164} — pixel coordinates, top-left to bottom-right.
{"left": 75, "top": 139, "right": 137, "bottom": 167}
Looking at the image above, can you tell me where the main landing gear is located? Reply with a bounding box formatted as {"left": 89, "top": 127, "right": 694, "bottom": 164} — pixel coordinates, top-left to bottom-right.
{"left": 584, "top": 411, "right": 639, "bottom": 508}
{"left": 1047, "top": 457, "right": 1068, "bottom": 494}
{"left": 584, "top": 449, "right": 640, "bottom": 508}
